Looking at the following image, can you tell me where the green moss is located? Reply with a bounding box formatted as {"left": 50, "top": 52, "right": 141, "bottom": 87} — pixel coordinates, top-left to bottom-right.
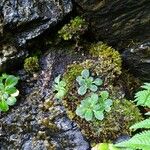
{"left": 61, "top": 57, "right": 142, "bottom": 144}
{"left": 24, "top": 56, "right": 39, "bottom": 73}
{"left": 58, "top": 16, "right": 88, "bottom": 41}
{"left": 63, "top": 63, "right": 83, "bottom": 91}
{"left": 89, "top": 42, "right": 122, "bottom": 80}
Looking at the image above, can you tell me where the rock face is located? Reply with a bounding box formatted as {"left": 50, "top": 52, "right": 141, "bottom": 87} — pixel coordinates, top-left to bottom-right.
{"left": 122, "top": 41, "right": 150, "bottom": 81}
{"left": 0, "top": 45, "right": 89, "bottom": 150}
{"left": 0, "top": 0, "right": 72, "bottom": 45}
{"left": 75, "top": 0, "right": 150, "bottom": 47}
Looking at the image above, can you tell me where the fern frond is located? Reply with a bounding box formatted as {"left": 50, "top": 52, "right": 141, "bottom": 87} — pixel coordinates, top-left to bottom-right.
{"left": 115, "top": 131, "right": 150, "bottom": 150}
{"left": 134, "top": 90, "right": 150, "bottom": 107}
{"left": 130, "top": 118, "right": 150, "bottom": 130}
{"left": 141, "top": 83, "right": 150, "bottom": 90}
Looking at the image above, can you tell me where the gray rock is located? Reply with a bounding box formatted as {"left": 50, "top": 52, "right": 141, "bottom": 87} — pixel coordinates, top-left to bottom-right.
{"left": 0, "top": 0, "right": 72, "bottom": 45}
{"left": 75, "top": 0, "right": 150, "bottom": 47}
{"left": 0, "top": 43, "right": 28, "bottom": 72}
{"left": 122, "top": 41, "right": 150, "bottom": 81}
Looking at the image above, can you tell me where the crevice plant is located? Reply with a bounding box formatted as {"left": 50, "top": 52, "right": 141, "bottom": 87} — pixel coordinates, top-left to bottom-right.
{"left": 76, "top": 69, "right": 103, "bottom": 95}
{"left": 0, "top": 74, "right": 19, "bottom": 112}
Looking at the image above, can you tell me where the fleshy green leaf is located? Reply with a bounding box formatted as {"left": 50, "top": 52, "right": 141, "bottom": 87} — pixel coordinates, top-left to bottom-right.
{"left": 90, "top": 84, "right": 98, "bottom": 92}
{"left": 0, "top": 99, "right": 9, "bottom": 112}
{"left": 85, "top": 109, "right": 93, "bottom": 121}
{"left": 81, "top": 69, "right": 89, "bottom": 78}
{"left": 78, "top": 86, "right": 87, "bottom": 95}
{"left": 59, "top": 81, "right": 66, "bottom": 87}
{"left": 5, "top": 86, "right": 17, "bottom": 94}
{"left": 101, "top": 91, "right": 109, "bottom": 100}
{"left": 54, "top": 75, "right": 61, "bottom": 83}
{"left": 94, "top": 110, "right": 104, "bottom": 120}
{"left": 5, "top": 75, "right": 19, "bottom": 87}
{"left": 93, "top": 78, "right": 103, "bottom": 86}
{"left": 6, "top": 97, "right": 17, "bottom": 106}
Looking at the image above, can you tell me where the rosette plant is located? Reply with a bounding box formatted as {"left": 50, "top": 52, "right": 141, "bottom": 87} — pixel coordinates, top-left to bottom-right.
{"left": 53, "top": 75, "right": 67, "bottom": 100}
{"left": 76, "top": 69, "right": 103, "bottom": 95}
{"left": 0, "top": 74, "right": 19, "bottom": 112}
{"left": 76, "top": 91, "right": 112, "bottom": 121}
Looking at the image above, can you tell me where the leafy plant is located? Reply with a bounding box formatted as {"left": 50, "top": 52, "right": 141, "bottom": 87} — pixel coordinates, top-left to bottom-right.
{"left": 134, "top": 82, "right": 150, "bottom": 107}
{"left": 76, "top": 91, "right": 112, "bottom": 121}
{"left": 76, "top": 69, "right": 103, "bottom": 95}
{"left": 115, "top": 83, "right": 150, "bottom": 150}
{"left": 115, "top": 119, "right": 150, "bottom": 150}
{"left": 0, "top": 74, "right": 19, "bottom": 112}
{"left": 53, "top": 75, "right": 67, "bottom": 100}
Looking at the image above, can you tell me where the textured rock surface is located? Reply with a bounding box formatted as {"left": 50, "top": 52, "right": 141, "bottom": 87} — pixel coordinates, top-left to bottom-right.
{"left": 75, "top": 0, "right": 150, "bottom": 47}
{"left": 122, "top": 41, "right": 150, "bottom": 81}
{"left": 0, "top": 43, "right": 28, "bottom": 72}
{"left": 0, "top": 46, "right": 89, "bottom": 150}
{"left": 0, "top": 0, "right": 72, "bottom": 45}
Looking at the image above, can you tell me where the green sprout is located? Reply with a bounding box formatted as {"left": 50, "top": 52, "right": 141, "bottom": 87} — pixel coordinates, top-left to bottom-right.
{"left": 0, "top": 74, "right": 19, "bottom": 112}
{"left": 53, "top": 75, "right": 67, "bottom": 100}
{"left": 76, "top": 69, "right": 103, "bottom": 95}
{"left": 76, "top": 91, "right": 112, "bottom": 121}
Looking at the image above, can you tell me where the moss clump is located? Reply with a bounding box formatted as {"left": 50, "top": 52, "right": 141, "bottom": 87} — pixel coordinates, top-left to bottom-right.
{"left": 61, "top": 59, "right": 142, "bottom": 144}
{"left": 89, "top": 42, "right": 122, "bottom": 81}
{"left": 58, "top": 16, "right": 88, "bottom": 41}
{"left": 24, "top": 56, "right": 39, "bottom": 73}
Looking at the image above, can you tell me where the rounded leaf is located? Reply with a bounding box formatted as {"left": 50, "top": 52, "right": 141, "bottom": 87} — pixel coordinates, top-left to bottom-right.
{"left": 76, "top": 106, "right": 86, "bottom": 118}
{"left": 11, "top": 90, "right": 19, "bottom": 97}
{"left": 100, "top": 91, "right": 109, "bottom": 100}
{"left": 54, "top": 75, "right": 61, "bottom": 83}
{"left": 81, "top": 69, "right": 89, "bottom": 78}
{"left": 90, "top": 85, "right": 98, "bottom": 92}
{"left": 5, "top": 87, "right": 17, "bottom": 94}
{"left": 0, "top": 99, "right": 9, "bottom": 112}
{"left": 94, "top": 111, "right": 104, "bottom": 120}
{"left": 78, "top": 86, "right": 87, "bottom": 95}
{"left": 85, "top": 109, "right": 93, "bottom": 121}
{"left": 5, "top": 75, "right": 19, "bottom": 87}
{"left": 93, "top": 78, "right": 103, "bottom": 86}
{"left": 6, "top": 97, "right": 17, "bottom": 106}
{"left": 55, "top": 90, "right": 65, "bottom": 99}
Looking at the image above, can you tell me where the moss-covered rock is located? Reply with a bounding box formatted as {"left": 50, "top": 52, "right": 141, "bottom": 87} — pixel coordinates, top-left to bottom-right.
{"left": 58, "top": 16, "right": 88, "bottom": 41}
{"left": 61, "top": 48, "right": 142, "bottom": 143}
{"left": 24, "top": 56, "right": 39, "bottom": 73}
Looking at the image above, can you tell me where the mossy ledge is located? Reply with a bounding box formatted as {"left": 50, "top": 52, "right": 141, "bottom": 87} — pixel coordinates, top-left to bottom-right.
{"left": 61, "top": 43, "right": 142, "bottom": 143}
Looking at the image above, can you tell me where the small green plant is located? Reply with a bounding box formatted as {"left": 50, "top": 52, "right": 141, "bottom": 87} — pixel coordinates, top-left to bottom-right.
{"left": 53, "top": 75, "right": 67, "bottom": 100}
{"left": 0, "top": 74, "right": 19, "bottom": 112}
{"left": 76, "top": 69, "right": 103, "bottom": 95}
{"left": 58, "top": 16, "right": 88, "bottom": 41}
{"left": 134, "top": 82, "right": 150, "bottom": 107}
{"left": 24, "top": 56, "right": 39, "bottom": 73}
{"left": 76, "top": 91, "right": 112, "bottom": 121}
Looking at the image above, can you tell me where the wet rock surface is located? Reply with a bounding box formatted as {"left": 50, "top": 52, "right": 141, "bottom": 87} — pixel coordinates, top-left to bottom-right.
{"left": 0, "top": 46, "right": 89, "bottom": 150}
{"left": 122, "top": 41, "right": 150, "bottom": 81}
{"left": 75, "top": 0, "right": 150, "bottom": 47}
{"left": 0, "top": 0, "right": 72, "bottom": 46}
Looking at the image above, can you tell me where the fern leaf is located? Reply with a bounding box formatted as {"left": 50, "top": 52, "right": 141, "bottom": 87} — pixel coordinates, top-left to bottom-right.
{"left": 130, "top": 118, "right": 150, "bottom": 130}
{"left": 134, "top": 90, "right": 150, "bottom": 107}
{"left": 141, "top": 83, "right": 150, "bottom": 90}
{"left": 115, "top": 131, "right": 150, "bottom": 150}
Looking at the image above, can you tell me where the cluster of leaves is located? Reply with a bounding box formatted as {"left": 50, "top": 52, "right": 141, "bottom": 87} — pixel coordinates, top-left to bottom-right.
{"left": 76, "top": 69, "right": 103, "bottom": 95}
{"left": 76, "top": 91, "right": 112, "bottom": 121}
{"left": 52, "top": 75, "right": 67, "bottom": 100}
{"left": 24, "top": 56, "right": 39, "bottom": 73}
{"left": 114, "top": 82, "right": 150, "bottom": 150}
{"left": 58, "top": 16, "right": 88, "bottom": 41}
{"left": 0, "top": 74, "right": 19, "bottom": 112}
